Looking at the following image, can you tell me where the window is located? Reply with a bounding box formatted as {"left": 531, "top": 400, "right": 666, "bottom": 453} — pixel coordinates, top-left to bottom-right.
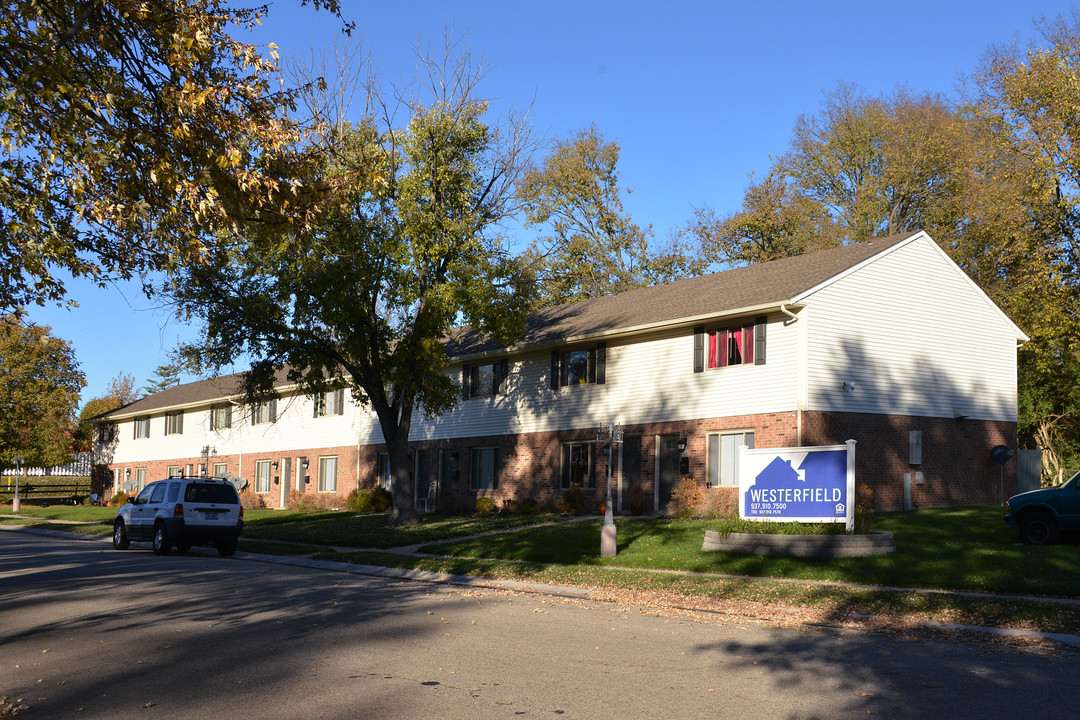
{"left": 98, "top": 423, "right": 116, "bottom": 444}
{"left": 255, "top": 460, "right": 272, "bottom": 493}
{"left": 167, "top": 481, "right": 181, "bottom": 503}
{"left": 469, "top": 447, "right": 500, "bottom": 491}
{"left": 213, "top": 462, "right": 228, "bottom": 477}
{"left": 133, "top": 417, "right": 150, "bottom": 439}
{"left": 167, "top": 465, "right": 181, "bottom": 478}
{"left": 694, "top": 317, "right": 767, "bottom": 372}
{"left": 210, "top": 404, "right": 232, "bottom": 431}
{"left": 462, "top": 360, "right": 509, "bottom": 399}
{"left": 377, "top": 453, "right": 391, "bottom": 490}
{"left": 136, "top": 467, "right": 147, "bottom": 491}
{"left": 149, "top": 483, "right": 167, "bottom": 504}
{"left": 165, "top": 411, "right": 184, "bottom": 435}
{"left": 707, "top": 431, "right": 755, "bottom": 487}
{"left": 319, "top": 456, "right": 338, "bottom": 492}
{"left": 560, "top": 442, "right": 595, "bottom": 489}
{"left": 550, "top": 344, "right": 606, "bottom": 389}
{"left": 314, "top": 388, "right": 345, "bottom": 417}
{"left": 185, "top": 463, "right": 193, "bottom": 477}
{"left": 251, "top": 399, "right": 277, "bottom": 425}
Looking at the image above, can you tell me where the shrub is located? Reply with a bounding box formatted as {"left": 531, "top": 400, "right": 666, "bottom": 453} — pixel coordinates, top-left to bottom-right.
{"left": 288, "top": 489, "right": 318, "bottom": 511}
{"left": 345, "top": 488, "right": 374, "bottom": 513}
{"left": 701, "top": 486, "right": 738, "bottom": 519}
{"left": 109, "top": 491, "right": 129, "bottom": 506}
{"left": 559, "top": 484, "right": 587, "bottom": 515}
{"left": 673, "top": 476, "right": 704, "bottom": 518}
{"left": 854, "top": 482, "right": 875, "bottom": 533}
{"left": 499, "top": 498, "right": 517, "bottom": 515}
{"left": 371, "top": 486, "right": 393, "bottom": 512}
{"left": 475, "top": 496, "right": 496, "bottom": 516}
{"left": 517, "top": 497, "right": 539, "bottom": 515}
{"left": 238, "top": 487, "right": 267, "bottom": 509}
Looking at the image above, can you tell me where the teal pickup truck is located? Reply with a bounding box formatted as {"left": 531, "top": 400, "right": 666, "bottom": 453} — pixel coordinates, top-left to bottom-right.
{"left": 1004, "top": 471, "right": 1080, "bottom": 545}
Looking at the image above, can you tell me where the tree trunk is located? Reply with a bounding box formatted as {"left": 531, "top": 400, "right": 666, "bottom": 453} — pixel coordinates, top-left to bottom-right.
{"left": 384, "top": 427, "right": 418, "bottom": 525}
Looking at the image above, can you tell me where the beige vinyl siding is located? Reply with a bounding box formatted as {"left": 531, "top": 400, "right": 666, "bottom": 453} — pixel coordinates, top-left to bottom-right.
{"left": 391, "top": 314, "right": 800, "bottom": 444}
{"left": 106, "top": 390, "right": 362, "bottom": 465}
{"left": 802, "top": 236, "right": 1020, "bottom": 421}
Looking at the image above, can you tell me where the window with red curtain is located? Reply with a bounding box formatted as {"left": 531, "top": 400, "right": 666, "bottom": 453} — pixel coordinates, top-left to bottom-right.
{"left": 708, "top": 324, "right": 754, "bottom": 368}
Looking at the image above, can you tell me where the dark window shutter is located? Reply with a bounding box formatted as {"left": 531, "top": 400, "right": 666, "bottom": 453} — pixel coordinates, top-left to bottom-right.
{"left": 755, "top": 316, "right": 767, "bottom": 365}
{"left": 177, "top": 412, "right": 183, "bottom": 435}
{"left": 587, "top": 347, "right": 597, "bottom": 384}
{"left": 693, "top": 326, "right": 705, "bottom": 373}
{"left": 250, "top": 405, "right": 256, "bottom": 426}
{"left": 225, "top": 405, "right": 232, "bottom": 428}
{"left": 497, "top": 358, "right": 509, "bottom": 395}
{"left": 492, "top": 448, "right": 500, "bottom": 489}
{"left": 269, "top": 399, "right": 277, "bottom": 423}
{"left": 560, "top": 443, "right": 570, "bottom": 489}
{"left": 462, "top": 364, "right": 471, "bottom": 400}
{"left": 551, "top": 351, "right": 560, "bottom": 390}
{"left": 596, "top": 343, "right": 606, "bottom": 384}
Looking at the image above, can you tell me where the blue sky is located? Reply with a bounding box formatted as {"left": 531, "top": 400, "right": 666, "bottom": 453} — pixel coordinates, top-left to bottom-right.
{"left": 25, "top": 0, "right": 1075, "bottom": 406}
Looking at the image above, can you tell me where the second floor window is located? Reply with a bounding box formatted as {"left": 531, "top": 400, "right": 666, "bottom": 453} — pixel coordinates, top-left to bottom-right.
{"left": 314, "top": 388, "right": 345, "bottom": 417}
{"left": 165, "top": 411, "right": 184, "bottom": 436}
{"left": 133, "top": 417, "right": 150, "bottom": 439}
{"left": 550, "top": 343, "right": 606, "bottom": 389}
{"left": 210, "top": 404, "right": 232, "bottom": 431}
{"left": 251, "top": 399, "right": 277, "bottom": 425}
{"left": 462, "top": 359, "right": 509, "bottom": 399}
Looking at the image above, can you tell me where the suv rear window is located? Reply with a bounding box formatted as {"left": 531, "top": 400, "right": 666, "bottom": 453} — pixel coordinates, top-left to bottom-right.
{"left": 184, "top": 483, "right": 240, "bottom": 504}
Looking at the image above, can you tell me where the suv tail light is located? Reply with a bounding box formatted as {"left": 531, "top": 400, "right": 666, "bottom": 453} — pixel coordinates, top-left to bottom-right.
{"left": 239, "top": 506, "right": 244, "bottom": 519}
{"left": 174, "top": 503, "right": 184, "bottom": 517}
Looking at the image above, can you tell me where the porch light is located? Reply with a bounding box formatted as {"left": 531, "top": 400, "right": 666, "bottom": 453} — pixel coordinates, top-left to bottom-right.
{"left": 676, "top": 436, "right": 687, "bottom": 452}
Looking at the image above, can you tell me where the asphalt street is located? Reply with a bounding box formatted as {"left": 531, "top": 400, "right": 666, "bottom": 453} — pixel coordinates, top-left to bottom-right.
{"left": 0, "top": 529, "right": 1074, "bottom": 719}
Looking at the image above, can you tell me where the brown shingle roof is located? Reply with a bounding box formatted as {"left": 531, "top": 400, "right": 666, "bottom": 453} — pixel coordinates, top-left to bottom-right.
{"left": 103, "top": 232, "right": 919, "bottom": 416}
{"left": 446, "top": 232, "right": 919, "bottom": 357}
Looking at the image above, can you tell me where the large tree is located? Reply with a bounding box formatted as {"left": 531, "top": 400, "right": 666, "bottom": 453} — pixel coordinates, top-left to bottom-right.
{"left": 71, "top": 372, "right": 139, "bottom": 453}
{"left": 0, "top": 0, "right": 345, "bottom": 310}
{"left": 973, "top": 11, "right": 1080, "bottom": 481}
{"left": 519, "top": 125, "right": 703, "bottom": 306}
{"left": 170, "top": 42, "right": 536, "bottom": 523}
{"left": 0, "top": 314, "right": 85, "bottom": 470}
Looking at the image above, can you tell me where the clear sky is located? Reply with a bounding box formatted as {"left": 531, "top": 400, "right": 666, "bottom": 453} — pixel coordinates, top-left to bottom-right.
{"left": 24, "top": 0, "right": 1076, "bottom": 406}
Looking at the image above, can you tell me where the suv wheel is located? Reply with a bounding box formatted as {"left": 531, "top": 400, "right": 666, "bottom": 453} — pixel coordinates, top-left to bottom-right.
{"left": 112, "top": 520, "right": 130, "bottom": 550}
{"left": 217, "top": 537, "right": 238, "bottom": 557}
{"left": 1020, "top": 510, "right": 1059, "bottom": 545}
{"left": 152, "top": 522, "right": 172, "bottom": 556}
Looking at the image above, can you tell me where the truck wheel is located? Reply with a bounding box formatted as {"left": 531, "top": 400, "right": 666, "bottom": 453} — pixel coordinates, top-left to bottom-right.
{"left": 217, "top": 537, "right": 238, "bottom": 557}
{"left": 1020, "top": 511, "right": 1059, "bottom": 545}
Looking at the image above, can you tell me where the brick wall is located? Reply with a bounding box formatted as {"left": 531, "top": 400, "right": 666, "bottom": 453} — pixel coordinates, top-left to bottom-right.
{"left": 106, "top": 443, "right": 359, "bottom": 509}
{"left": 802, "top": 411, "right": 1017, "bottom": 510}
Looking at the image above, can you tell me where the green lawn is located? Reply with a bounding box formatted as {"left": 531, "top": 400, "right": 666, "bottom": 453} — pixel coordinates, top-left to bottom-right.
{"left": 242, "top": 508, "right": 570, "bottom": 548}
{"left": 422, "top": 506, "right": 1080, "bottom": 597}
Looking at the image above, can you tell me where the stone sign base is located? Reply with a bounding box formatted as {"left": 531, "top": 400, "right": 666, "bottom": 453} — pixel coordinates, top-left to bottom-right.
{"left": 702, "top": 530, "right": 895, "bottom": 558}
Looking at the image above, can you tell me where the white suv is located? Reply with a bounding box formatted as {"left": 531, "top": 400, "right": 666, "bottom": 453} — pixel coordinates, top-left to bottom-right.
{"left": 113, "top": 477, "right": 244, "bottom": 557}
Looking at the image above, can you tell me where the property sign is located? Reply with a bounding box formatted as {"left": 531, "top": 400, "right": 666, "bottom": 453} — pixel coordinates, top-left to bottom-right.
{"left": 738, "top": 440, "right": 856, "bottom": 531}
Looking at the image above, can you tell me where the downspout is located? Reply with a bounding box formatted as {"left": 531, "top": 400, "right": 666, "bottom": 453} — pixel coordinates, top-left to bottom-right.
{"left": 780, "top": 303, "right": 804, "bottom": 446}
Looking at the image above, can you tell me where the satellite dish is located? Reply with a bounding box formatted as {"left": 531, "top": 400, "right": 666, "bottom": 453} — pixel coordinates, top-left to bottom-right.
{"left": 989, "top": 445, "right": 1015, "bottom": 465}
{"left": 123, "top": 480, "right": 138, "bottom": 492}
{"left": 230, "top": 476, "right": 248, "bottom": 490}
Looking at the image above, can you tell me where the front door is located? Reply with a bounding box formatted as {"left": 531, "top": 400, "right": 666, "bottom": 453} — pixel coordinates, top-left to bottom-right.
{"left": 415, "top": 450, "right": 431, "bottom": 512}
{"left": 620, "top": 437, "right": 641, "bottom": 512}
{"left": 658, "top": 435, "right": 681, "bottom": 512}
{"left": 280, "top": 457, "right": 292, "bottom": 507}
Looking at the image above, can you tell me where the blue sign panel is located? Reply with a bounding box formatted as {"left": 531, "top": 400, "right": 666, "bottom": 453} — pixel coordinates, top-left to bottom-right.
{"left": 738, "top": 441, "right": 855, "bottom": 528}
